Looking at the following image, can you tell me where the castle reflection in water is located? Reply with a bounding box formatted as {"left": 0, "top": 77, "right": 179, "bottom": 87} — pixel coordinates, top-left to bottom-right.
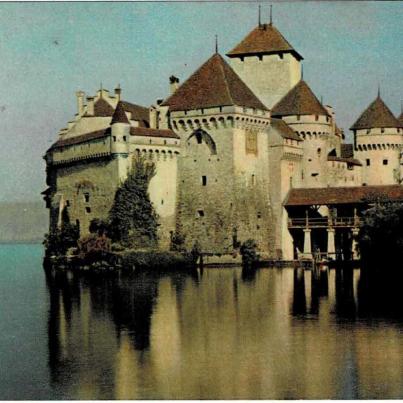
{"left": 45, "top": 266, "right": 403, "bottom": 400}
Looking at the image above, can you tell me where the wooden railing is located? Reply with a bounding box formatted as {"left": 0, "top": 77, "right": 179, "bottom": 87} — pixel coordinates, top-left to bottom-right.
{"left": 288, "top": 216, "right": 361, "bottom": 229}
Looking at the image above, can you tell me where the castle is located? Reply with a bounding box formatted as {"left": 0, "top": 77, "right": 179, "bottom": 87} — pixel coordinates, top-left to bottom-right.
{"left": 43, "top": 18, "right": 403, "bottom": 260}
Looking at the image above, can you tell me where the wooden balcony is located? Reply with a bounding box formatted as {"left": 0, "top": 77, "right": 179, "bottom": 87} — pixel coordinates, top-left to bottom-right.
{"left": 288, "top": 216, "right": 361, "bottom": 229}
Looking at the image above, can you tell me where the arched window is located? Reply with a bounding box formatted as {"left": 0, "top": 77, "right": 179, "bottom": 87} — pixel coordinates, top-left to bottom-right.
{"left": 187, "top": 129, "right": 217, "bottom": 155}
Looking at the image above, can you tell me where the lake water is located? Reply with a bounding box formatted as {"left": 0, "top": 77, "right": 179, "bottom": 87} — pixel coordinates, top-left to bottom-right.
{"left": 0, "top": 244, "right": 402, "bottom": 399}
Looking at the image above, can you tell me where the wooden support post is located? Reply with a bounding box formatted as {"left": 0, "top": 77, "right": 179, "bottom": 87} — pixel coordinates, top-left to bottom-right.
{"left": 352, "top": 228, "right": 360, "bottom": 260}
{"left": 303, "top": 228, "right": 312, "bottom": 258}
{"left": 327, "top": 228, "right": 336, "bottom": 258}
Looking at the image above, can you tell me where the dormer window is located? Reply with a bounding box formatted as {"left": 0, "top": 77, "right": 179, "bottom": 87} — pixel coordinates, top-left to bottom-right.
{"left": 315, "top": 115, "right": 319, "bottom": 121}
{"left": 297, "top": 115, "right": 300, "bottom": 121}
{"left": 381, "top": 128, "right": 385, "bottom": 133}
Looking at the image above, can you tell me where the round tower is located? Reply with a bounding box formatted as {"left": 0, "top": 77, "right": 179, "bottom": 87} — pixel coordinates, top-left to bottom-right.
{"left": 351, "top": 94, "right": 402, "bottom": 186}
{"left": 271, "top": 79, "right": 333, "bottom": 188}
{"left": 110, "top": 101, "right": 130, "bottom": 181}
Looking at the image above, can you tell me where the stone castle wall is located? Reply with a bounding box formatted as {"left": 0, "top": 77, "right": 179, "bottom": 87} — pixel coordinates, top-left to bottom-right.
{"left": 174, "top": 114, "right": 275, "bottom": 256}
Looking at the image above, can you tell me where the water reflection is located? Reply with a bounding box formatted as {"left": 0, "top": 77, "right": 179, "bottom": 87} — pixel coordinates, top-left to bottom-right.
{"left": 45, "top": 266, "right": 403, "bottom": 399}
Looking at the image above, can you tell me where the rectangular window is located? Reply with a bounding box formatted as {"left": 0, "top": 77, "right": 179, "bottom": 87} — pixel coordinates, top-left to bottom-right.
{"left": 84, "top": 193, "right": 90, "bottom": 203}
{"left": 123, "top": 136, "right": 127, "bottom": 141}
{"left": 65, "top": 200, "right": 70, "bottom": 207}
{"left": 85, "top": 207, "right": 91, "bottom": 214}
{"left": 197, "top": 210, "right": 204, "bottom": 217}
{"left": 383, "top": 159, "right": 388, "bottom": 165}
{"left": 202, "top": 176, "right": 207, "bottom": 186}
{"left": 366, "top": 159, "right": 370, "bottom": 166}
{"left": 251, "top": 174, "right": 256, "bottom": 186}
{"left": 113, "top": 136, "right": 116, "bottom": 142}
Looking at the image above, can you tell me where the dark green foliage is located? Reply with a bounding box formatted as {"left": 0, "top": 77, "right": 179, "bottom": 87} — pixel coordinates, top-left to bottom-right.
{"left": 109, "top": 156, "right": 158, "bottom": 248}
{"left": 358, "top": 202, "right": 403, "bottom": 272}
{"left": 170, "top": 231, "right": 186, "bottom": 252}
{"left": 121, "top": 250, "right": 195, "bottom": 271}
{"left": 89, "top": 218, "right": 109, "bottom": 235}
{"left": 44, "top": 208, "right": 79, "bottom": 256}
{"left": 240, "top": 239, "right": 259, "bottom": 267}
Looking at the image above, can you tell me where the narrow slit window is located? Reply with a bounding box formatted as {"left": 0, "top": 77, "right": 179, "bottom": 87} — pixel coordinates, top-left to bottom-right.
{"left": 202, "top": 176, "right": 207, "bottom": 186}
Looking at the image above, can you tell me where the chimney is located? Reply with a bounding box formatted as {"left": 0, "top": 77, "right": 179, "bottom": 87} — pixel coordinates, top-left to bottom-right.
{"left": 86, "top": 96, "right": 95, "bottom": 116}
{"left": 115, "top": 85, "right": 122, "bottom": 102}
{"left": 76, "top": 91, "right": 85, "bottom": 115}
{"left": 169, "top": 75, "right": 180, "bottom": 94}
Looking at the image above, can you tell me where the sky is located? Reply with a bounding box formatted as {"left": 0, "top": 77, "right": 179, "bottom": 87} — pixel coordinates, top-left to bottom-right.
{"left": 0, "top": 1, "right": 402, "bottom": 202}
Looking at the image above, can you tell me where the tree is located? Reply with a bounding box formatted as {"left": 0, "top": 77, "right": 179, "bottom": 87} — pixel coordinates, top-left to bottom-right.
{"left": 109, "top": 156, "right": 158, "bottom": 249}
{"left": 358, "top": 202, "right": 403, "bottom": 272}
{"left": 44, "top": 207, "right": 79, "bottom": 256}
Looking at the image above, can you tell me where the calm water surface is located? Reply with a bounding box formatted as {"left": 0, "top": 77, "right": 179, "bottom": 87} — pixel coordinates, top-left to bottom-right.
{"left": 0, "top": 244, "right": 402, "bottom": 399}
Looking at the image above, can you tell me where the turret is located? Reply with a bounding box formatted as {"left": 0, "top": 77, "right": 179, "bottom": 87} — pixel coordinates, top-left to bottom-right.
{"left": 271, "top": 79, "right": 332, "bottom": 187}
{"left": 351, "top": 93, "right": 402, "bottom": 185}
{"left": 110, "top": 101, "right": 130, "bottom": 155}
{"left": 226, "top": 18, "right": 302, "bottom": 109}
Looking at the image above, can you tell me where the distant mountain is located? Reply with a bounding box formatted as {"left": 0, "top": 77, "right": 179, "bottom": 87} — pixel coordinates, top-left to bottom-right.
{"left": 0, "top": 201, "right": 48, "bottom": 243}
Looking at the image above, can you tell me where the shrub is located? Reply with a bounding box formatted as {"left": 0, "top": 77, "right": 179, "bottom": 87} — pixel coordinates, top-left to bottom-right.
{"left": 240, "top": 239, "right": 259, "bottom": 267}
{"left": 171, "top": 231, "right": 186, "bottom": 252}
{"left": 77, "top": 233, "right": 112, "bottom": 262}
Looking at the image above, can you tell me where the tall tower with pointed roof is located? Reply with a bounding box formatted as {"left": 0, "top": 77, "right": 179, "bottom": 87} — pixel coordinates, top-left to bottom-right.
{"left": 162, "top": 53, "right": 275, "bottom": 255}
{"left": 226, "top": 22, "right": 302, "bottom": 109}
{"left": 351, "top": 94, "right": 403, "bottom": 185}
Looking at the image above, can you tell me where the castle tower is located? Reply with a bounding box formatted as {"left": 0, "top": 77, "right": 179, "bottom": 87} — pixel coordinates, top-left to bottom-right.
{"left": 351, "top": 94, "right": 402, "bottom": 185}
{"left": 271, "top": 79, "right": 333, "bottom": 188}
{"left": 110, "top": 101, "right": 130, "bottom": 182}
{"left": 162, "top": 53, "right": 274, "bottom": 255}
{"left": 226, "top": 22, "right": 303, "bottom": 109}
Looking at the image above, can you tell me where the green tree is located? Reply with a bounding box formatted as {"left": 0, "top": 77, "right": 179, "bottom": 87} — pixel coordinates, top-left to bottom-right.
{"left": 358, "top": 202, "right": 403, "bottom": 272}
{"left": 44, "top": 207, "right": 79, "bottom": 256}
{"left": 109, "top": 156, "right": 158, "bottom": 248}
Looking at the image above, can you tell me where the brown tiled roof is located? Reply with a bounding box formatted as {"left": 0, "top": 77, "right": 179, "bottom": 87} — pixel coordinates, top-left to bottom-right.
{"left": 398, "top": 112, "right": 403, "bottom": 127}
{"left": 93, "top": 98, "right": 115, "bottom": 117}
{"left": 87, "top": 98, "right": 149, "bottom": 127}
{"left": 340, "top": 143, "right": 354, "bottom": 158}
{"left": 111, "top": 101, "right": 130, "bottom": 124}
{"left": 284, "top": 185, "right": 403, "bottom": 206}
{"left": 48, "top": 126, "right": 179, "bottom": 151}
{"left": 327, "top": 155, "right": 362, "bottom": 166}
{"left": 161, "top": 53, "right": 267, "bottom": 111}
{"left": 271, "top": 80, "right": 329, "bottom": 117}
{"left": 121, "top": 101, "right": 149, "bottom": 127}
{"left": 270, "top": 118, "right": 301, "bottom": 141}
{"left": 350, "top": 96, "right": 400, "bottom": 130}
{"left": 49, "top": 129, "right": 109, "bottom": 150}
{"left": 130, "top": 127, "right": 179, "bottom": 139}
{"left": 226, "top": 24, "right": 303, "bottom": 61}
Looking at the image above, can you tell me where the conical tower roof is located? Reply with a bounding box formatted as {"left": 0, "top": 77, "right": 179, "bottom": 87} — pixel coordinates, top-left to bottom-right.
{"left": 111, "top": 101, "right": 129, "bottom": 124}
{"left": 161, "top": 53, "right": 267, "bottom": 111}
{"left": 350, "top": 96, "right": 400, "bottom": 130}
{"left": 271, "top": 80, "right": 329, "bottom": 117}
{"left": 226, "top": 23, "right": 303, "bottom": 61}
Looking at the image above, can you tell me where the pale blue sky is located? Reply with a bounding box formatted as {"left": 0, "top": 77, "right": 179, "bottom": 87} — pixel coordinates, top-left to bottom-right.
{"left": 0, "top": 1, "right": 402, "bottom": 202}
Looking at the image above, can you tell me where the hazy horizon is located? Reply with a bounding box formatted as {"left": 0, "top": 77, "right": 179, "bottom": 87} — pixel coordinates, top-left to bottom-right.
{"left": 0, "top": 1, "right": 402, "bottom": 203}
